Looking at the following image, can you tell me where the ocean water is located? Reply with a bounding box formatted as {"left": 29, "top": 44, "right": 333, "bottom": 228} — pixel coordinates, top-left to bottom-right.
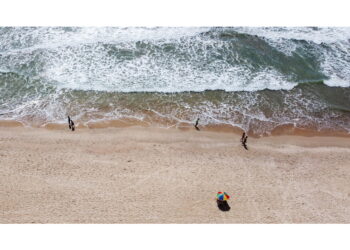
{"left": 0, "top": 27, "right": 349, "bottom": 135}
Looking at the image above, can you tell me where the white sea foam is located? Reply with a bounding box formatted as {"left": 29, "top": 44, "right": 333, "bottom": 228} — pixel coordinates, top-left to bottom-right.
{"left": 0, "top": 27, "right": 209, "bottom": 54}
{"left": 232, "top": 27, "right": 350, "bottom": 45}
{"left": 1, "top": 27, "right": 349, "bottom": 92}
{"left": 232, "top": 27, "right": 350, "bottom": 88}
{"left": 1, "top": 27, "right": 349, "bottom": 134}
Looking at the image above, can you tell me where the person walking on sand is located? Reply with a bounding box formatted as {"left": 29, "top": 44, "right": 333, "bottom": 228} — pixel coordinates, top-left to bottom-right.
{"left": 68, "top": 116, "right": 72, "bottom": 130}
{"left": 68, "top": 116, "right": 75, "bottom": 131}
{"left": 70, "top": 119, "right": 75, "bottom": 131}
{"left": 194, "top": 118, "right": 200, "bottom": 131}
{"left": 240, "top": 132, "right": 246, "bottom": 143}
{"left": 241, "top": 132, "right": 248, "bottom": 150}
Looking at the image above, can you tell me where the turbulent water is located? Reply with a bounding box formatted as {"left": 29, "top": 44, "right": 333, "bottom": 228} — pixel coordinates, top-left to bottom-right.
{"left": 0, "top": 27, "right": 350, "bottom": 135}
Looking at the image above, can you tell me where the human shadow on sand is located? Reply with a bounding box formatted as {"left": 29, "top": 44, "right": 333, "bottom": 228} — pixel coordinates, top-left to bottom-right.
{"left": 217, "top": 200, "right": 231, "bottom": 212}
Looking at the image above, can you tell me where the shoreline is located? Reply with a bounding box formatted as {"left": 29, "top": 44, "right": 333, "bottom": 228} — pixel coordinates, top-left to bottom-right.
{"left": 1, "top": 126, "right": 349, "bottom": 223}
{"left": 1, "top": 118, "right": 349, "bottom": 138}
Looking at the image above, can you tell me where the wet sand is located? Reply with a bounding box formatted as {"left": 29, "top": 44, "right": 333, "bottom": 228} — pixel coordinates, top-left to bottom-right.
{"left": 0, "top": 126, "right": 349, "bottom": 223}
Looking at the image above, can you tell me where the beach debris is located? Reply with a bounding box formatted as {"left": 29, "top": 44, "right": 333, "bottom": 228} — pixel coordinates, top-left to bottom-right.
{"left": 194, "top": 118, "right": 200, "bottom": 131}
{"left": 240, "top": 132, "right": 248, "bottom": 150}
{"left": 68, "top": 116, "right": 75, "bottom": 131}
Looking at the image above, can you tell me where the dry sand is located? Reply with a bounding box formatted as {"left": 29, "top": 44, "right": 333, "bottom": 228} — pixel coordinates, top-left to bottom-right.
{"left": 0, "top": 126, "right": 349, "bottom": 223}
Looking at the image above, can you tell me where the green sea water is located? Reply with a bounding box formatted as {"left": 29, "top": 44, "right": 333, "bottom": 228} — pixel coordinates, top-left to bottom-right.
{"left": 0, "top": 27, "right": 349, "bottom": 135}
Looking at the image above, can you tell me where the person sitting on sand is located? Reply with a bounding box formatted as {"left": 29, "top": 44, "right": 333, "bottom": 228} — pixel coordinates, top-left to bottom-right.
{"left": 194, "top": 118, "right": 200, "bottom": 131}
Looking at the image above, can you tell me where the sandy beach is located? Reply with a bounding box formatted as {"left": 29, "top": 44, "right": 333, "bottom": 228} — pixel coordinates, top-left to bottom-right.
{"left": 0, "top": 126, "right": 349, "bottom": 223}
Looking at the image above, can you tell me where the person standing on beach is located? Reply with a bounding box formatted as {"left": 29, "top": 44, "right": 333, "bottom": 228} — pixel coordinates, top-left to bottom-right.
{"left": 68, "top": 116, "right": 75, "bottom": 131}
{"left": 70, "top": 119, "right": 75, "bottom": 131}
{"left": 240, "top": 132, "right": 246, "bottom": 143}
{"left": 68, "top": 116, "right": 72, "bottom": 130}
{"left": 241, "top": 132, "right": 248, "bottom": 150}
{"left": 194, "top": 118, "right": 200, "bottom": 131}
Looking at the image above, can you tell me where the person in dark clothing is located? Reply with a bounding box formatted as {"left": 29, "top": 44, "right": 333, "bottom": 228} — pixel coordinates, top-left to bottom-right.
{"left": 68, "top": 116, "right": 72, "bottom": 130}
{"left": 194, "top": 118, "right": 200, "bottom": 131}
{"left": 68, "top": 116, "right": 75, "bottom": 131}
{"left": 241, "top": 132, "right": 248, "bottom": 150}
{"left": 242, "top": 141, "right": 248, "bottom": 150}
{"left": 240, "top": 132, "right": 246, "bottom": 143}
{"left": 70, "top": 119, "right": 75, "bottom": 131}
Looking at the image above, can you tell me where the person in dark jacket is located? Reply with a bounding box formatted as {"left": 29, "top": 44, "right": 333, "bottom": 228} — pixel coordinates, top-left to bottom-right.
{"left": 194, "top": 118, "right": 200, "bottom": 131}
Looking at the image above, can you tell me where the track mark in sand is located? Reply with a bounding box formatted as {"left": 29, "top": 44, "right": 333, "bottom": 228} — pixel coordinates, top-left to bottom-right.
{"left": 118, "top": 165, "right": 172, "bottom": 194}
{"left": 241, "top": 162, "right": 264, "bottom": 222}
